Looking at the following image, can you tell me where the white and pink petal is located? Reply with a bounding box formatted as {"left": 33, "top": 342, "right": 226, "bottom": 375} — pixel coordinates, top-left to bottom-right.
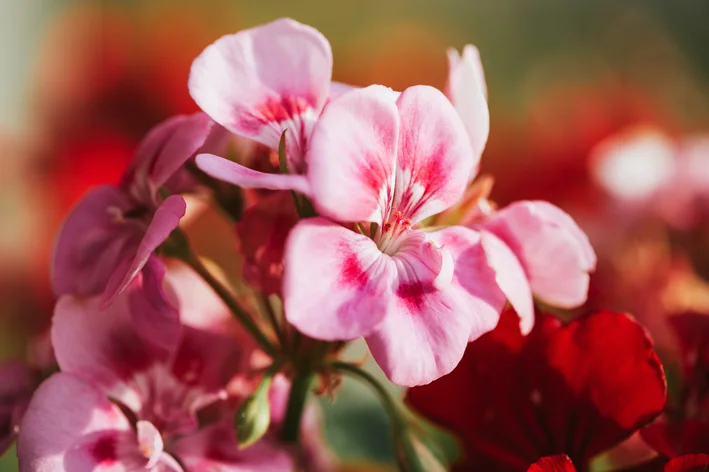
{"left": 308, "top": 85, "right": 399, "bottom": 223}
{"left": 17, "top": 373, "right": 143, "bottom": 472}
{"left": 188, "top": 18, "right": 332, "bottom": 171}
{"left": 365, "top": 232, "right": 475, "bottom": 386}
{"left": 283, "top": 218, "right": 395, "bottom": 341}
{"left": 445, "top": 45, "right": 489, "bottom": 173}
{"left": 393, "top": 86, "right": 474, "bottom": 223}
{"left": 482, "top": 201, "right": 596, "bottom": 309}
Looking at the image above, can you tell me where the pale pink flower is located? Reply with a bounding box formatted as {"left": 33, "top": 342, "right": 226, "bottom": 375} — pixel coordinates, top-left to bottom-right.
{"left": 189, "top": 18, "right": 333, "bottom": 194}
{"left": 591, "top": 127, "right": 709, "bottom": 229}
{"left": 51, "top": 113, "right": 214, "bottom": 310}
{"left": 445, "top": 45, "right": 489, "bottom": 177}
{"left": 449, "top": 200, "right": 597, "bottom": 327}
{"left": 283, "top": 85, "right": 509, "bottom": 387}
{"left": 18, "top": 262, "right": 292, "bottom": 471}
{"left": 444, "top": 45, "right": 596, "bottom": 321}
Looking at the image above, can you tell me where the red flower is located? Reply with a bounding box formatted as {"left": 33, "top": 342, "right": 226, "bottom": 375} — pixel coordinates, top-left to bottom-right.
{"left": 406, "top": 308, "right": 667, "bottom": 471}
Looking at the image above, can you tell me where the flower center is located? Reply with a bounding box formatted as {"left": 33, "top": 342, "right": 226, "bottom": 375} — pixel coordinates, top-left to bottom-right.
{"left": 376, "top": 210, "right": 412, "bottom": 256}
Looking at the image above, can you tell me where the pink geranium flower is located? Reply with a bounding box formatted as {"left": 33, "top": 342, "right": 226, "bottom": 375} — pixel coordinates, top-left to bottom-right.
{"left": 283, "top": 84, "right": 510, "bottom": 387}
{"left": 189, "top": 18, "right": 333, "bottom": 194}
{"left": 51, "top": 113, "right": 213, "bottom": 309}
{"left": 17, "top": 262, "right": 293, "bottom": 471}
{"left": 443, "top": 45, "right": 596, "bottom": 321}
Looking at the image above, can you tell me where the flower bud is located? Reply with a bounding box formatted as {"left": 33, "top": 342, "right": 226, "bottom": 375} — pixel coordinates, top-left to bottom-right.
{"left": 235, "top": 374, "right": 273, "bottom": 449}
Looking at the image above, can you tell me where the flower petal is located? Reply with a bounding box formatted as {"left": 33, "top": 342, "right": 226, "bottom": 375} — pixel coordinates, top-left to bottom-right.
{"left": 16, "top": 373, "right": 138, "bottom": 472}
{"left": 149, "top": 112, "right": 215, "bottom": 190}
{"left": 481, "top": 230, "right": 534, "bottom": 335}
{"left": 53, "top": 291, "right": 168, "bottom": 412}
{"left": 365, "top": 232, "right": 474, "bottom": 386}
{"left": 665, "top": 455, "right": 709, "bottom": 472}
{"left": 429, "top": 226, "right": 507, "bottom": 342}
{"left": 189, "top": 18, "right": 332, "bottom": 171}
{"left": 128, "top": 257, "right": 181, "bottom": 355}
{"left": 527, "top": 455, "right": 577, "bottom": 472}
{"left": 283, "top": 218, "right": 394, "bottom": 341}
{"left": 195, "top": 153, "right": 312, "bottom": 194}
{"left": 307, "top": 85, "right": 399, "bottom": 223}
{"left": 136, "top": 421, "right": 163, "bottom": 469}
{"left": 446, "top": 45, "right": 489, "bottom": 175}
{"left": 406, "top": 309, "right": 667, "bottom": 470}
{"left": 51, "top": 185, "right": 135, "bottom": 298}
{"left": 101, "top": 194, "right": 186, "bottom": 307}
{"left": 393, "top": 85, "right": 474, "bottom": 223}
{"left": 171, "top": 423, "right": 294, "bottom": 471}
{"left": 482, "top": 201, "right": 596, "bottom": 309}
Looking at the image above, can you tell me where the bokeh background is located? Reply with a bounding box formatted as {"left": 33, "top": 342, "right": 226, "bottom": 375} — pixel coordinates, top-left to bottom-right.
{"left": 2, "top": 1, "right": 709, "bottom": 471}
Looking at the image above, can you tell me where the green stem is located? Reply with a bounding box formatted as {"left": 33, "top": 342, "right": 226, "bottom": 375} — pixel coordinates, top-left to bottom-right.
{"left": 177, "top": 236, "right": 276, "bottom": 356}
{"left": 280, "top": 370, "right": 314, "bottom": 443}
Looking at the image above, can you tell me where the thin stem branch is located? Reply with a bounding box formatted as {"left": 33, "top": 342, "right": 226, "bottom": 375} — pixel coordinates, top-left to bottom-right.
{"left": 182, "top": 247, "right": 276, "bottom": 355}
{"left": 279, "top": 369, "right": 314, "bottom": 443}
{"left": 331, "top": 362, "right": 425, "bottom": 471}
{"left": 260, "top": 293, "right": 285, "bottom": 348}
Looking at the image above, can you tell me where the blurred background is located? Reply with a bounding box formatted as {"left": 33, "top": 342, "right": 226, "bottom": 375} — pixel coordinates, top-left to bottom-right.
{"left": 2, "top": 1, "right": 709, "bottom": 470}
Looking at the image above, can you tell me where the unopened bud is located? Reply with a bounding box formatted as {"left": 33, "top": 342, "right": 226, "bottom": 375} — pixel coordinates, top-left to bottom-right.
{"left": 235, "top": 375, "right": 273, "bottom": 449}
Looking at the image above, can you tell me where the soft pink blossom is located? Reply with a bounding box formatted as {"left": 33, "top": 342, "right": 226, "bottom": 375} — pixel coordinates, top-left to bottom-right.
{"left": 18, "top": 262, "right": 293, "bottom": 471}
{"left": 284, "top": 85, "right": 509, "bottom": 386}
{"left": 590, "top": 127, "right": 709, "bottom": 228}
{"left": 444, "top": 45, "right": 596, "bottom": 316}
{"left": 189, "top": 18, "right": 333, "bottom": 194}
{"left": 51, "top": 113, "right": 214, "bottom": 309}
{"left": 445, "top": 44, "right": 489, "bottom": 176}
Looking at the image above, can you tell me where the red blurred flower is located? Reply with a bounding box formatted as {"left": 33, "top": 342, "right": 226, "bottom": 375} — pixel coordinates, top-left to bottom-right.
{"left": 406, "top": 308, "right": 667, "bottom": 471}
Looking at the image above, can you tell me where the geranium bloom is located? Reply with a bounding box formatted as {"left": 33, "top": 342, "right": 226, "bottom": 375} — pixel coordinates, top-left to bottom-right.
{"left": 189, "top": 18, "right": 333, "bottom": 194}
{"left": 18, "top": 262, "right": 293, "bottom": 471}
{"left": 469, "top": 200, "right": 597, "bottom": 312}
{"left": 284, "top": 84, "right": 507, "bottom": 386}
{"left": 445, "top": 44, "right": 489, "bottom": 173}
{"left": 444, "top": 45, "right": 597, "bottom": 314}
{"left": 52, "top": 112, "right": 213, "bottom": 310}
{"left": 406, "top": 308, "right": 667, "bottom": 471}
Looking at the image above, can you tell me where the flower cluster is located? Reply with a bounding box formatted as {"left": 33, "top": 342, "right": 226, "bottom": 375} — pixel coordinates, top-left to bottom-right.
{"left": 11, "top": 16, "right": 703, "bottom": 472}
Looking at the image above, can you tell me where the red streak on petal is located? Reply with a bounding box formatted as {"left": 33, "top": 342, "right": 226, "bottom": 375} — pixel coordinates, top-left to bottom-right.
{"left": 91, "top": 435, "right": 117, "bottom": 464}
{"left": 238, "top": 95, "right": 313, "bottom": 134}
{"left": 396, "top": 281, "right": 431, "bottom": 311}
{"left": 107, "top": 328, "right": 154, "bottom": 379}
{"left": 339, "top": 252, "right": 369, "bottom": 288}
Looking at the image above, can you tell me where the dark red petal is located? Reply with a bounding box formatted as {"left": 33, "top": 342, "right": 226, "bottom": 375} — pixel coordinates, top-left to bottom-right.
{"left": 407, "top": 308, "right": 667, "bottom": 471}
{"left": 527, "top": 455, "right": 577, "bottom": 472}
{"left": 664, "top": 454, "right": 709, "bottom": 472}
{"left": 641, "top": 422, "right": 709, "bottom": 458}
{"left": 669, "top": 312, "right": 709, "bottom": 379}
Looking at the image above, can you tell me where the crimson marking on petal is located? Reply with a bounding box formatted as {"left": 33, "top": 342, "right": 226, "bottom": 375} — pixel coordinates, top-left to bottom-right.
{"left": 91, "top": 435, "right": 117, "bottom": 464}
{"left": 237, "top": 96, "right": 314, "bottom": 134}
{"left": 400, "top": 143, "right": 449, "bottom": 216}
{"left": 396, "top": 281, "right": 434, "bottom": 311}
{"left": 107, "top": 328, "right": 154, "bottom": 379}
{"left": 339, "top": 252, "right": 369, "bottom": 288}
{"left": 171, "top": 338, "right": 205, "bottom": 386}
